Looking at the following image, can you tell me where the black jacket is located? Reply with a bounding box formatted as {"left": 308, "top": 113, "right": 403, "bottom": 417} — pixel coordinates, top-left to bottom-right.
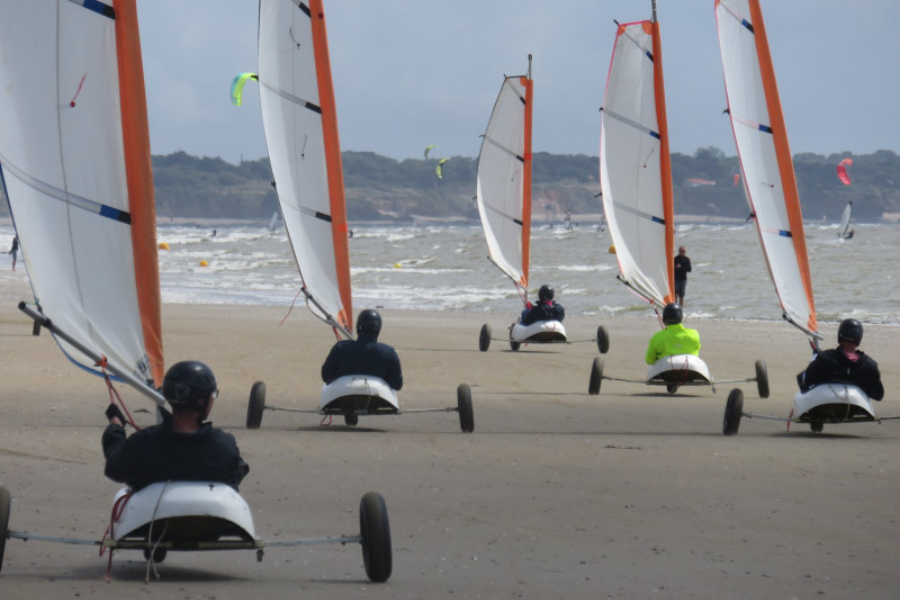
{"left": 801, "top": 347, "right": 884, "bottom": 400}
{"left": 520, "top": 301, "right": 565, "bottom": 326}
{"left": 321, "top": 332, "right": 403, "bottom": 390}
{"left": 102, "top": 415, "right": 249, "bottom": 491}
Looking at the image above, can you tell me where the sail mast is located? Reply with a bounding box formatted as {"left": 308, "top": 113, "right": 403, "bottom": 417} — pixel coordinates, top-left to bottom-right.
{"left": 114, "top": 0, "right": 164, "bottom": 386}
{"left": 520, "top": 54, "right": 533, "bottom": 290}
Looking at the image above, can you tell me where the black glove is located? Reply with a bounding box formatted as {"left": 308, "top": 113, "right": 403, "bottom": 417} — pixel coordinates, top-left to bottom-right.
{"left": 105, "top": 403, "right": 128, "bottom": 426}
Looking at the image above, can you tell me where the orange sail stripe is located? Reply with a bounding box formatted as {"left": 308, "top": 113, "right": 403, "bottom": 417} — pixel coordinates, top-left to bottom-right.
{"left": 520, "top": 74, "right": 533, "bottom": 289}
{"left": 310, "top": 0, "right": 353, "bottom": 332}
{"left": 114, "top": 0, "right": 164, "bottom": 385}
{"left": 748, "top": 0, "right": 816, "bottom": 333}
{"left": 651, "top": 20, "right": 675, "bottom": 305}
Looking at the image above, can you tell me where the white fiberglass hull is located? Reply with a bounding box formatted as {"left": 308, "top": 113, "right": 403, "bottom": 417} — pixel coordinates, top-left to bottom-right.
{"left": 647, "top": 354, "right": 711, "bottom": 384}
{"left": 511, "top": 320, "right": 567, "bottom": 343}
{"left": 793, "top": 384, "right": 875, "bottom": 424}
{"left": 320, "top": 375, "right": 399, "bottom": 414}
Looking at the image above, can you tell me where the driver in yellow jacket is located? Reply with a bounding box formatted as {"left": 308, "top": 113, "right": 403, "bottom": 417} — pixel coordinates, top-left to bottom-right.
{"left": 645, "top": 303, "right": 701, "bottom": 364}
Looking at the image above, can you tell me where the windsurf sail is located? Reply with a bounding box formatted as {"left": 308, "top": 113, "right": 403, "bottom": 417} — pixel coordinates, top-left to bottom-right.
{"left": 838, "top": 200, "right": 853, "bottom": 239}
{"left": 0, "top": 0, "right": 165, "bottom": 401}
{"left": 257, "top": 0, "right": 353, "bottom": 337}
{"left": 476, "top": 55, "right": 533, "bottom": 300}
{"left": 599, "top": 14, "right": 675, "bottom": 309}
{"left": 715, "top": 0, "right": 818, "bottom": 339}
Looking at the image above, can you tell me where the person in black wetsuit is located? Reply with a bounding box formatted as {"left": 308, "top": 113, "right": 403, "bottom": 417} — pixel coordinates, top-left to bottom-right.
{"left": 673, "top": 246, "right": 692, "bottom": 306}
{"left": 102, "top": 361, "right": 249, "bottom": 491}
{"left": 797, "top": 318, "right": 884, "bottom": 400}
{"left": 520, "top": 284, "right": 565, "bottom": 326}
{"left": 321, "top": 309, "right": 403, "bottom": 391}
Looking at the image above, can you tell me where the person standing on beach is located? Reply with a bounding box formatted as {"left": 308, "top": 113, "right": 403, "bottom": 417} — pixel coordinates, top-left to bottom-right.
{"left": 8, "top": 235, "right": 18, "bottom": 271}
{"left": 520, "top": 285, "right": 565, "bottom": 326}
{"left": 322, "top": 309, "right": 403, "bottom": 391}
{"left": 797, "top": 318, "right": 884, "bottom": 400}
{"left": 673, "top": 246, "right": 692, "bottom": 306}
{"left": 102, "top": 360, "right": 249, "bottom": 491}
{"left": 645, "top": 303, "right": 701, "bottom": 364}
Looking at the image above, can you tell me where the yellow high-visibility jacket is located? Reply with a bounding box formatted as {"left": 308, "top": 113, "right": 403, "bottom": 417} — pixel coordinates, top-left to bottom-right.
{"left": 645, "top": 323, "right": 701, "bottom": 365}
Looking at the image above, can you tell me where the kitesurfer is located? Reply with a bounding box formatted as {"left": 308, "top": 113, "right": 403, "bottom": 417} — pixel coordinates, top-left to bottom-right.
{"left": 519, "top": 285, "right": 565, "bottom": 326}
{"left": 645, "top": 303, "right": 701, "bottom": 364}
{"left": 673, "top": 246, "right": 692, "bottom": 306}
{"left": 797, "top": 319, "right": 884, "bottom": 400}
{"left": 321, "top": 309, "right": 403, "bottom": 391}
{"left": 102, "top": 361, "right": 249, "bottom": 491}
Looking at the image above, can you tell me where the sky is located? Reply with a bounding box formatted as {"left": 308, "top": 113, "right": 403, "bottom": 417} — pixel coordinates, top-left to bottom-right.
{"left": 137, "top": 0, "right": 900, "bottom": 166}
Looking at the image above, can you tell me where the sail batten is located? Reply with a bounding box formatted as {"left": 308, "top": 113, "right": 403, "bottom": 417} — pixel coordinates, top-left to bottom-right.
{"left": 715, "top": 0, "right": 817, "bottom": 336}
{"left": 600, "top": 18, "right": 674, "bottom": 309}
{"left": 258, "top": 0, "right": 352, "bottom": 335}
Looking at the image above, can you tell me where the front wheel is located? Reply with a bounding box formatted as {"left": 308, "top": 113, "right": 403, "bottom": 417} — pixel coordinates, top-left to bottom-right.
{"left": 755, "top": 360, "right": 770, "bottom": 398}
{"left": 246, "top": 381, "right": 266, "bottom": 429}
{"left": 0, "top": 485, "right": 10, "bottom": 573}
{"left": 479, "top": 324, "right": 491, "bottom": 352}
{"left": 596, "top": 325, "right": 610, "bottom": 354}
{"left": 360, "top": 492, "right": 392, "bottom": 583}
{"left": 666, "top": 384, "right": 678, "bottom": 395}
{"left": 344, "top": 414, "right": 359, "bottom": 427}
{"left": 810, "top": 422, "right": 824, "bottom": 433}
{"left": 457, "top": 384, "right": 474, "bottom": 433}
{"left": 723, "top": 388, "right": 744, "bottom": 436}
{"left": 588, "top": 357, "right": 603, "bottom": 395}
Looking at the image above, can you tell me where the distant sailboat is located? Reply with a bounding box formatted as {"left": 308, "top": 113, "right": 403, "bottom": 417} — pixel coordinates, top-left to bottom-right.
{"left": 838, "top": 200, "right": 853, "bottom": 239}
{"left": 0, "top": 0, "right": 165, "bottom": 405}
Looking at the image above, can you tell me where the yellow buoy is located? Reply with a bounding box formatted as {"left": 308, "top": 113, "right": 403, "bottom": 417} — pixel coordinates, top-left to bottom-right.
{"left": 158, "top": 242, "right": 170, "bottom": 251}
{"left": 608, "top": 244, "right": 616, "bottom": 255}
{"left": 394, "top": 262, "right": 402, "bottom": 269}
{"left": 199, "top": 260, "right": 209, "bottom": 267}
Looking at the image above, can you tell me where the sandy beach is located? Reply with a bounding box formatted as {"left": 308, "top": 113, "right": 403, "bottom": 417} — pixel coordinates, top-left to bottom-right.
{"left": 1, "top": 270, "right": 898, "bottom": 599}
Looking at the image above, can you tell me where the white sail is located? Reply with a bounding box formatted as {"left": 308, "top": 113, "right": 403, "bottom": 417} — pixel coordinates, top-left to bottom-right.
{"left": 476, "top": 59, "right": 533, "bottom": 291}
{"left": 599, "top": 18, "right": 674, "bottom": 308}
{"left": 838, "top": 201, "right": 852, "bottom": 238}
{"left": 258, "top": 0, "right": 353, "bottom": 334}
{"left": 0, "top": 1, "right": 164, "bottom": 388}
{"left": 715, "top": 0, "right": 817, "bottom": 336}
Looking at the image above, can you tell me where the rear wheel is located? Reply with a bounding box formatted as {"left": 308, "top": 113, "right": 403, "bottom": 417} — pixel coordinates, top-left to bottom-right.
{"left": 143, "top": 546, "right": 167, "bottom": 563}
{"left": 246, "top": 381, "right": 266, "bottom": 429}
{"left": 596, "top": 325, "right": 610, "bottom": 354}
{"left": 723, "top": 388, "right": 744, "bottom": 436}
{"left": 457, "top": 384, "right": 474, "bottom": 433}
{"left": 360, "top": 492, "right": 392, "bottom": 583}
{"left": 588, "top": 357, "right": 603, "bottom": 395}
{"left": 0, "top": 486, "right": 10, "bottom": 572}
{"left": 479, "top": 324, "right": 491, "bottom": 352}
{"left": 755, "top": 360, "right": 770, "bottom": 398}
{"left": 509, "top": 339, "right": 521, "bottom": 351}
{"left": 666, "top": 384, "right": 678, "bottom": 395}
{"left": 344, "top": 414, "right": 359, "bottom": 427}
{"left": 810, "top": 422, "right": 824, "bottom": 433}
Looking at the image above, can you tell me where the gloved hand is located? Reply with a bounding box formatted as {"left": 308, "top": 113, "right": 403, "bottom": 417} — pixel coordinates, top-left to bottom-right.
{"left": 105, "top": 403, "right": 128, "bottom": 426}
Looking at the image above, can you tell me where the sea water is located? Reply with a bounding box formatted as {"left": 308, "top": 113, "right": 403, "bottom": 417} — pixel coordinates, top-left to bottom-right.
{"left": 2, "top": 220, "right": 897, "bottom": 325}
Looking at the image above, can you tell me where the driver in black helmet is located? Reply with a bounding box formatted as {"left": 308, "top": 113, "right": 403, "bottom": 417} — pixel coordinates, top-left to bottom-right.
{"left": 645, "top": 302, "right": 701, "bottom": 364}
{"left": 321, "top": 309, "right": 403, "bottom": 391}
{"left": 519, "top": 284, "right": 565, "bottom": 326}
{"left": 798, "top": 319, "right": 884, "bottom": 400}
{"left": 102, "top": 361, "right": 249, "bottom": 491}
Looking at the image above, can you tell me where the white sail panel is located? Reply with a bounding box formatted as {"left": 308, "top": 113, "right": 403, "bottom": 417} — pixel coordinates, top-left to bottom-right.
{"left": 258, "top": 0, "right": 352, "bottom": 332}
{"left": 839, "top": 201, "right": 852, "bottom": 238}
{"left": 0, "top": 1, "right": 157, "bottom": 384}
{"left": 476, "top": 74, "right": 531, "bottom": 288}
{"left": 715, "top": 0, "right": 817, "bottom": 334}
{"left": 600, "top": 20, "right": 673, "bottom": 307}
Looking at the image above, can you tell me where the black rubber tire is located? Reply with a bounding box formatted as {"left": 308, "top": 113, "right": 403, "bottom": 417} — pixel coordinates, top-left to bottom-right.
{"left": 723, "top": 388, "right": 744, "bottom": 436}
{"left": 588, "top": 357, "right": 603, "bottom": 395}
{"left": 344, "top": 414, "right": 359, "bottom": 427}
{"left": 0, "top": 485, "right": 10, "bottom": 573}
{"left": 457, "top": 384, "right": 474, "bottom": 433}
{"left": 755, "top": 359, "right": 770, "bottom": 398}
{"left": 810, "top": 422, "right": 824, "bottom": 433}
{"left": 360, "top": 492, "right": 392, "bottom": 583}
{"left": 32, "top": 320, "right": 41, "bottom": 337}
{"left": 596, "top": 325, "right": 610, "bottom": 354}
{"left": 479, "top": 324, "right": 491, "bottom": 352}
{"left": 666, "top": 384, "right": 678, "bottom": 395}
{"left": 143, "top": 546, "right": 167, "bottom": 563}
{"left": 246, "top": 381, "right": 266, "bottom": 429}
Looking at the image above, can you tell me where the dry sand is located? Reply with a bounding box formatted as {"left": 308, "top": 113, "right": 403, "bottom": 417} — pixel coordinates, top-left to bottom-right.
{"left": 1, "top": 271, "right": 898, "bottom": 599}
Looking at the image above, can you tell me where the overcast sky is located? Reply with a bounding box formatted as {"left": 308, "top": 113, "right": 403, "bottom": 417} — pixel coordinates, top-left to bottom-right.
{"left": 137, "top": 0, "right": 900, "bottom": 165}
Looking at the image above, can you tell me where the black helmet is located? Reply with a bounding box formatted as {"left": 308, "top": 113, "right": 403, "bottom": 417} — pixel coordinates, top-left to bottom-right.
{"left": 662, "top": 302, "right": 683, "bottom": 325}
{"left": 356, "top": 309, "right": 382, "bottom": 336}
{"left": 837, "top": 318, "right": 863, "bottom": 345}
{"left": 162, "top": 360, "right": 217, "bottom": 407}
{"left": 538, "top": 285, "right": 554, "bottom": 302}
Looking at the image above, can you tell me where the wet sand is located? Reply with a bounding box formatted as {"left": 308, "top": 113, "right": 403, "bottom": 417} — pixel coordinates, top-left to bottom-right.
{"left": 1, "top": 271, "right": 898, "bottom": 599}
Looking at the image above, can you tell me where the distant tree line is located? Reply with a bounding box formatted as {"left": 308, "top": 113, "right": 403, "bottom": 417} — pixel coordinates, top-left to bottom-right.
{"left": 2, "top": 148, "right": 898, "bottom": 222}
